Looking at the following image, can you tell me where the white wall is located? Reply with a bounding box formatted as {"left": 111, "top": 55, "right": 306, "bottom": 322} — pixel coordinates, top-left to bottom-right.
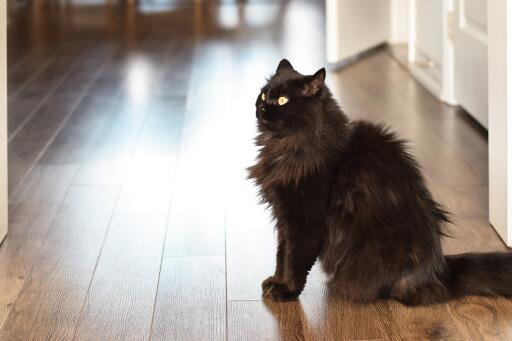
{"left": 390, "top": 0, "right": 409, "bottom": 43}
{"left": 0, "top": 2, "right": 7, "bottom": 244}
{"left": 488, "top": 0, "right": 512, "bottom": 245}
{"left": 327, "top": 0, "right": 390, "bottom": 63}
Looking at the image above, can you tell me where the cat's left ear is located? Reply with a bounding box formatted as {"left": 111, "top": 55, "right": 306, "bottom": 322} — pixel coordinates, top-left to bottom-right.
{"left": 300, "top": 68, "right": 326, "bottom": 97}
{"left": 276, "top": 59, "right": 294, "bottom": 73}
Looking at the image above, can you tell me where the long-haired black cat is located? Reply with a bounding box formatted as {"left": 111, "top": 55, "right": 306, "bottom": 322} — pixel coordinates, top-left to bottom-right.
{"left": 248, "top": 59, "right": 512, "bottom": 306}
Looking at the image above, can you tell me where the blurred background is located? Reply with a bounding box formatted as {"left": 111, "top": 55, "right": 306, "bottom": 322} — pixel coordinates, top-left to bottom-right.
{"left": 1, "top": 1, "right": 511, "bottom": 340}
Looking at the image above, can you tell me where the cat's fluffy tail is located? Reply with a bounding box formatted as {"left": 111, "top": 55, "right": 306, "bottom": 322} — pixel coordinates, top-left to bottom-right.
{"left": 445, "top": 252, "right": 512, "bottom": 298}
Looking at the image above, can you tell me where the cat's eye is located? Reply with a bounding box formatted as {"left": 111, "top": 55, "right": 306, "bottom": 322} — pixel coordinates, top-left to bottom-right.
{"left": 261, "top": 93, "right": 266, "bottom": 101}
{"left": 278, "top": 96, "right": 289, "bottom": 106}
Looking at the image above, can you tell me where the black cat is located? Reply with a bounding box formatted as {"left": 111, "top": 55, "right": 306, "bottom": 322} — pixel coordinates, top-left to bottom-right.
{"left": 248, "top": 59, "right": 512, "bottom": 305}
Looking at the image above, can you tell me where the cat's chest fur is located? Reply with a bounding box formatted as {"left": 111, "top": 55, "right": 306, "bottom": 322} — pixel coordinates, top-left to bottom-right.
{"left": 248, "top": 132, "right": 335, "bottom": 222}
{"left": 249, "top": 134, "right": 318, "bottom": 189}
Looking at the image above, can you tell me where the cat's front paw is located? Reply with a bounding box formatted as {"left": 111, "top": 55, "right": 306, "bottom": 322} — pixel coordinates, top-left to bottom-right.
{"left": 262, "top": 276, "right": 279, "bottom": 291}
{"left": 262, "top": 276, "right": 280, "bottom": 298}
{"left": 264, "top": 282, "right": 300, "bottom": 302}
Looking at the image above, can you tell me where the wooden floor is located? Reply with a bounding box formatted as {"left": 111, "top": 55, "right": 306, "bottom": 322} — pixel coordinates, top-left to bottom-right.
{"left": 1, "top": 0, "right": 511, "bottom": 340}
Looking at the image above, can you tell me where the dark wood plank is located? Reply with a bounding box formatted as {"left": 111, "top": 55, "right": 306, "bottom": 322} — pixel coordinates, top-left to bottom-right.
{"left": 228, "top": 301, "right": 316, "bottom": 341}
{"left": 150, "top": 256, "right": 225, "bottom": 341}
{"left": 69, "top": 95, "right": 150, "bottom": 186}
{"left": 0, "top": 185, "right": 119, "bottom": 340}
{"left": 9, "top": 47, "right": 82, "bottom": 101}
{"left": 446, "top": 297, "right": 512, "bottom": 341}
{"left": 8, "top": 47, "right": 110, "bottom": 194}
{"left": 8, "top": 51, "right": 57, "bottom": 99}
{"left": 73, "top": 214, "right": 167, "bottom": 341}
{"left": 8, "top": 91, "right": 83, "bottom": 194}
{"left": 7, "top": 44, "right": 55, "bottom": 73}
{"left": 0, "top": 165, "right": 78, "bottom": 328}
{"left": 375, "top": 301, "right": 465, "bottom": 340}
{"left": 37, "top": 95, "right": 118, "bottom": 165}
{"left": 229, "top": 299, "right": 391, "bottom": 341}
{"left": 8, "top": 43, "right": 108, "bottom": 139}
{"left": 431, "top": 185, "right": 488, "bottom": 221}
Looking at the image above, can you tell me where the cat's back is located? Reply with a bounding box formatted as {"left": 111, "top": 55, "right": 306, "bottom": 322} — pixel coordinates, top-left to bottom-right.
{"left": 346, "top": 119, "right": 406, "bottom": 153}
{"left": 323, "top": 120, "right": 446, "bottom": 299}
{"left": 333, "top": 119, "right": 425, "bottom": 197}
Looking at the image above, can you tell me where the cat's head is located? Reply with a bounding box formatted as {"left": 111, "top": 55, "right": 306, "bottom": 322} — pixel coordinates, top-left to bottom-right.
{"left": 255, "top": 59, "right": 326, "bottom": 134}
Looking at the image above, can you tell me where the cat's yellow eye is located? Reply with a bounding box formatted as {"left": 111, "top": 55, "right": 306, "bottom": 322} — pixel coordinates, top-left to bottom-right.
{"left": 261, "top": 93, "right": 266, "bottom": 101}
{"left": 278, "top": 96, "right": 289, "bottom": 106}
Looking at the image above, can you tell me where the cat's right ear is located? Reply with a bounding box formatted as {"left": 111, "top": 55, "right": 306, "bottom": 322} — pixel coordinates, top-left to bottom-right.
{"left": 298, "top": 68, "right": 325, "bottom": 97}
{"left": 276, "top": 59, "right": 294, "bottom": 73}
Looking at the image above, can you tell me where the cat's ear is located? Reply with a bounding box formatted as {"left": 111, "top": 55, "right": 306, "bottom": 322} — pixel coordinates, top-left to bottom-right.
{"left": 276, "top": 59, "right": 294, "bottom": 73}
{"left": 300, "top": 68, "right": 326, "bottom": 96}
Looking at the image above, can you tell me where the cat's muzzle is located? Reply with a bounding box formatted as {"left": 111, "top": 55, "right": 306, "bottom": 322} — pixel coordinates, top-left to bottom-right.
{"left": 256, "top": 107, "right": 266, "bottom": 119}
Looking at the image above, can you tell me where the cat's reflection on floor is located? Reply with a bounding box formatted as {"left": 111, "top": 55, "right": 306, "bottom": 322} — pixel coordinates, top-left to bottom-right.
{"left": 262, "top": 286, "right": 460, "bottom": 340}
{"left": 262, "top": 288, "right": 370, "bottom": 340}
{"left": 263, "top": 298, "right": 313, "bottom": 340}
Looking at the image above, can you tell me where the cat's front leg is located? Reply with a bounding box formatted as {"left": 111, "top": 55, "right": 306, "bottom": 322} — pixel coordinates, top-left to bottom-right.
{"left": 264, "top": 232, "right": 322, "bottom": 301}
{"left": 262, "top": 231, "right": 287, "bottom": 295}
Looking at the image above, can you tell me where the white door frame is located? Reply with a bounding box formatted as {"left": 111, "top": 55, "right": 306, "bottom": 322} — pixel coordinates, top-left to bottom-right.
{"left": 488, "top": 0, "right": 512, "bottom": 246}
{"left": 0, "top": 2, "right": 7, "bottom": 244}
{"left": 407, "top": 0, "right": 457, "bottom": 105}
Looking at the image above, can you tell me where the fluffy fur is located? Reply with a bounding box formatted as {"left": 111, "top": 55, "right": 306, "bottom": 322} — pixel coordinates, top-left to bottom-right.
{"left": 248, "top": 59, "right": 512, "bottom": 305}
